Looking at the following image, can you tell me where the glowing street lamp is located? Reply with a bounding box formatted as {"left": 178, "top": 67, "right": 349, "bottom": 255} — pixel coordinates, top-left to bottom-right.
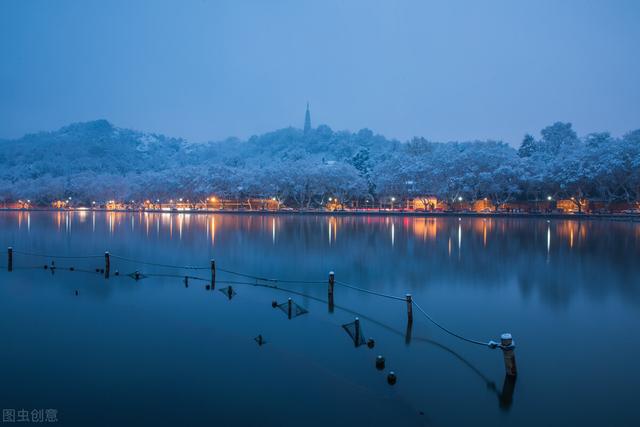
{"left": 458, "top": 196, "right": 463, "bottom": 202}
{"left": 547, "top": 196, "right": 552, "bottom": 201}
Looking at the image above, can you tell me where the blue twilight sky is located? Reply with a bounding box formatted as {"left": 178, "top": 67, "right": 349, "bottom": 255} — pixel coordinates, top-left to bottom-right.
{"left": 1, "top": 0, "right": 639, "bottom": 146}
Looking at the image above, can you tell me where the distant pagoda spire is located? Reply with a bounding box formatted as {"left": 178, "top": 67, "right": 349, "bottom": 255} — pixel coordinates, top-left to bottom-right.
{"left": 304, "top": 102, "right": 311, "bottom": 134}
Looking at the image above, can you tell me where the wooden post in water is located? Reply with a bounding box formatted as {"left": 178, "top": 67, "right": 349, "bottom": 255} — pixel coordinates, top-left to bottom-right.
{"left": 406, "top": 294, "right": 413, "bottom": 324}
{"left": 104, "top": 251, "right": 110, "bottom": 279}
{"left": 7, "top": 247, "right": 12, "bottom": 272}
{"left": 354, "top": 317, "right": 360, "bottom": 347}
{"left": 328, "top": 271, "right": 335, "bottom": 312}
{"left": 210, "top": 259, "right": 216, "bottom": 290}
{"left": 500, "top": 333, "right": 517, "bottom": 377}
{"left": 287, "top": 297, "right": 292, "bottom": 319}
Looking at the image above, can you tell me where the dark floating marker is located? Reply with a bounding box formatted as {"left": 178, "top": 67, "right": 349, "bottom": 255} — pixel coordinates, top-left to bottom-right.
{"left": 367, "top": 338, "right": 375, "bottom": 349}
{"left": 74, "top": 290, "right": 79, "bottom": 296}
{"left": 115, "top": 270, "right": 119, "bottom": 276}
{"left": 387, "top": 371, "right": 397, "bottom": 385}
{"left": 134, "top": 271, "right": 140, "bottom": 281}
{"left": 271, "top": 300, "right": 278, "bottom": 308}
{"left": 44, "top": 265, "right": 48, "bottom": 270}
{"left": 95, "top": 268, "right": 99, "bottom": 273}
{"left": 100, "top": 268, "right": 104, "bottom": 274}
{"left": 205, "top": 285, "right": 211, "bottom": 290}
{"left": 376, "top": 355, "right": 385, "bottom": 370}
{"left": 69, "top": 267, "right": 75, "bottom": 271}
{"left": 184, "top": 276, "right": 189, "bottom": 287}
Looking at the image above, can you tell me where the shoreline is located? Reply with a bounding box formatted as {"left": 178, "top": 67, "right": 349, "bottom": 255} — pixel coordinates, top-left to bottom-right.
{"left": 1, "top": 208, "right": 639, "bottom": 222}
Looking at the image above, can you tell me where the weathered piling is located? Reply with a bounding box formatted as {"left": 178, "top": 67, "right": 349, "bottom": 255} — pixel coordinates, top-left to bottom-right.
{"left": 287, "top": 297, "right": 293, "bottom": 319}
{"left": 104, "top": 251, "right": 110, "bottom": 279}
{"left": 210, "top": 259, "right": 216, "bottom": 290}
{"left": 500, "top": 333, "right": 517, "bottom": 377}
{"left": 328, "top": 271, "right": 335, "bottom": 312}
{"left": 406, "top": 293, "right": 413, "bottom": 324}
{"left": 354, "top": 317, "right": 361, "bottom": 347}
{"left": 7, "top": 247, "right": 12, "bottom": 272}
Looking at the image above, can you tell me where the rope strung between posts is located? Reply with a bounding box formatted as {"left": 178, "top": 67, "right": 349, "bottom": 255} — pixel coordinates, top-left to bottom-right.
{"left": 5, "top": 248, "right": 505, "bottom": 349}
{"left": 12, "top": 250, "right": 103, "bottom": 259}
{"left": 109, "top": 254, "right": 210, "bottom": 270}
{"left": 335, "top": 280, "right": 406, "bottom": 301}
{"left": 412, "top": 300, "right": 496, "bottom": 348}
{"left": 216, "top": 266, "right": 324, "bottom": 284}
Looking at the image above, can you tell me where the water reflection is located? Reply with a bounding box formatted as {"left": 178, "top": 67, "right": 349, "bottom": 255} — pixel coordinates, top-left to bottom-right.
{"left": 1, "top": 212, "right": 639, "bottom": 309}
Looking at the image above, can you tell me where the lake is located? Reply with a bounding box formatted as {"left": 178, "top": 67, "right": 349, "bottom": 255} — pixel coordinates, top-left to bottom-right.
{"left": 1, "top": 211, "right": 639, "bottom": 426}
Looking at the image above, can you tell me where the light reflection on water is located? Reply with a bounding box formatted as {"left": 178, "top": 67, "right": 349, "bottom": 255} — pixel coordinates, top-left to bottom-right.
{"left": 0, "top": 211, "right": 639, "bottom": 426}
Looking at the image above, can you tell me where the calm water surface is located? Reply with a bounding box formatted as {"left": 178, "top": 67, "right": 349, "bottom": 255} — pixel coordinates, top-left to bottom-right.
{"left": 1, "top": 212, "right": 639, "bottom": 426}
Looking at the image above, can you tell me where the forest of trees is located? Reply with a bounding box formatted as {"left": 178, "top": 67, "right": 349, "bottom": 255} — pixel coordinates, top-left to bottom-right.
{"left": 0, "top": 120, "right": 638, "bottom": 210}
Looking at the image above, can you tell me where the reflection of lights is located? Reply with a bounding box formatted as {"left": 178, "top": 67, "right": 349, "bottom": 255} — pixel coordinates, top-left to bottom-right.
{"left": 272, "top": 217, "right": 276, "bottom": 244}
{"left": 570, "top": 226, "right": 574, "bottom": 248}
{"left": 391, "top": 222, "right": 395, "bottom": 246}
{"left": 547, "top": 224, "right": 551, "bottom": 255}
{"left": 483, "top": 221, "right": 487, "bottom": 247}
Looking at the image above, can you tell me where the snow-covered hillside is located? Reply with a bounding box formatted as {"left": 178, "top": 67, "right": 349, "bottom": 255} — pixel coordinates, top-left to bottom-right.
{"left": 0, "top": 120, "right": 638, "bottom": 207}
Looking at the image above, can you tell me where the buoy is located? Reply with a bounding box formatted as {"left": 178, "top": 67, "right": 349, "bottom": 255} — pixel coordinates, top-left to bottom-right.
{"left": 134, "top": 271, "right": 140, "bottom": 281}
{"left": 74, "top": 290, "right": 78, "bottom": 296}
{"left": 387, "top": 371, "right": 397, "bottom": 385}
{"left": 44, "top": 265, "right": 48, "bottom": 269}
{"left": 205, "top": 285, "right": 211, "bottom": 290}
{"left": 100, "top": 268, "right": 104, "bottom": 274}
{"left": 95, "top": 268, "right": 99, "bottom": 273}
{"left": 115, "top": 270, "right": 119, "bottom": 276}
{"left": 367, "top": 338, "right": 375, "bottom": 349}
{"left": 376, "top": 355, "right": 385, "bottom": 370}
{"left": 271, "top": 300, "right": 278, "bottom": 308}
{"left": 69, "top": 267, "right": 75, "bottom": 271}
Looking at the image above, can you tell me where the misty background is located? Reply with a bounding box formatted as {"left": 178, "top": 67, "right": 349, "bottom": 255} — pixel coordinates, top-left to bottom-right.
{"left": 1, "top": 0, "right": 639, "bottom": 145}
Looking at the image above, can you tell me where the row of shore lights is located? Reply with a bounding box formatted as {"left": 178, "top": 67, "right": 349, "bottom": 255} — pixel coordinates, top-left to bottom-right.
{"left": 30, "top": 195, "right": 558, "bottom": 206}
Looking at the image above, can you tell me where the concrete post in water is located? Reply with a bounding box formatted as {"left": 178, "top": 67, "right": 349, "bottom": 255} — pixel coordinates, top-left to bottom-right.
{"left": 500, "top": 333, "right": 517, "bottom": 377}
{"left": 210, "top": 259, "right": 216, "bottom": 290}
{"left": 406, "top": 294, "right": 413, "bottom": 324}
{"left": 354, "top": 317, "right": 360, "bottom": 347}
{"left": 7, "top": 247, "right": 12, "bottom": 272}
{"left": 104, "top": 251, "right": 110, "bottom": 279}
{"left": 287, "top": 297, "right": 292, "bottom": 319}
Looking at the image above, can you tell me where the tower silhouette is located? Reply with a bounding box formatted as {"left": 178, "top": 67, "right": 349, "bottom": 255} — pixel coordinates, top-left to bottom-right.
{"left": 304, "top": 102, "right": 311, "bottom": 134}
